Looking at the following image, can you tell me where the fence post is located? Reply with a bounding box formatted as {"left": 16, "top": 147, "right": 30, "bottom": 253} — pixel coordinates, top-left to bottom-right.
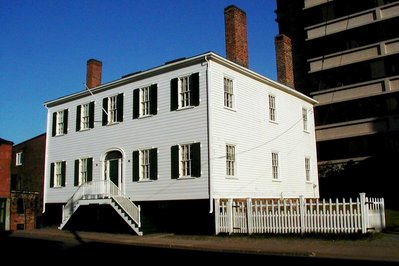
{"left": 381, "top": 198, "right": 386, "bottom": 230}
{"left": 227, "top": 198, "right": 233, "bottom": 235}
{"left": 214, "top": 198, "right": 220, "bottom": 235}
{"left": 246, "top": 198, "right": 253, "bottom": 235}
{"left": 299, "top": 195, "right": 305, "bottom": 235}
{"left": 360, "top": 192, "right": 368, "bottom": 234}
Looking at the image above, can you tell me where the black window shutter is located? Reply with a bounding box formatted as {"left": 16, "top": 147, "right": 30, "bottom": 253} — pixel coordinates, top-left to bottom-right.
{"left": 171, "top": 145, "right": 179, "bottom": 179}
{"left": 117, "top": 93, "right": 124, "bottom": 122}
{"left": 63, "top": 109, "right": 68, "bottom": 134}
{"left": 61, "top": 161, "right": 66, "bottom": 186}
{"left": 150, "top": 148, "right": 158, "bottom": 180}
{"left": 190, "top": 73, "right": 200, "bottom": 106}
{"left": 170, "top": 78, "right": 178, "bottom": 111}
{"left": 52, "top": 112, "right": 57, "bottom": 136}
{"left": 133, "top": 89, "right": 139, "bottom": 119}
{"left": 191, "top": 143, "right": 201, "bottom": 177}
{"left": 102, "top": 98, "right": 108, "bottom": 126}
{"left": 76, "top": 105, "right": 81, "bottom": 132}
{"left": 150, "top": 84, "right": 158, "bottom": 115}
{"left": 132, "top": 151, "right": 139, "bottom": 182}
{"left": 89, "top": 102, "right": 95, "bottom": 128}
{"left": 50, "top": 163, "right": 54, "bottom": 187}
{"left": 87, "top": 158, "right": 93, "bottom": 182}
{"left": 74, "top": 159, "right": 79, "bottom": 186}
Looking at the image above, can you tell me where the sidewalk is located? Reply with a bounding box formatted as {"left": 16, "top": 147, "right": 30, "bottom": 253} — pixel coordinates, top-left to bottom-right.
{"left": 6, "top": 227, "right": 399, "bottom": 262}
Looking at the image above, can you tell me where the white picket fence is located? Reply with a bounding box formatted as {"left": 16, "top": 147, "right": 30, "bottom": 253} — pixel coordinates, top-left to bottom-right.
{"left": 215, "top": 193, "right": 385, "bottom": 235}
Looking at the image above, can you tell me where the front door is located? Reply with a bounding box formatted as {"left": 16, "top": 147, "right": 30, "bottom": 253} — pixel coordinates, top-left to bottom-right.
{"left": 108, "top": 159, "right": 119, "bottom": 186}
{"left": 104, "top": 150, "right": 123, "bottom": 188}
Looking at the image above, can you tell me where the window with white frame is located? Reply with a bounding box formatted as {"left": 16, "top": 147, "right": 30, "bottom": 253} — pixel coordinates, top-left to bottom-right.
{"left": 81, "top": 103, "right": 90, "bottom": 130}
{"left": 180, "top": 144, "right": 191, "bottom": 176}
{"left": 141, "top": 86, "right": 150, "bottom": 116}
{"left": 16, "top": 152, "right": 23, "bottom": 166}
{"left": 140, "top": 149, "right": 150, "bottom": 181}
{"left": 302, "top": 107, "right": 308, "bottom": 131}
{"left": 103, "top": 93, "right": 123, "bottom": 125}
{"left": 133, "top": 84, "right": 157, "bottom": 119}
{"left": 132, "top": 148, "right": 158, "bottom": 181}
{"left": 170, "top": 73, "right": 200, "bottom": 111}
{"left": 80, "top": 158, "right": 88, "bottom": 185}
{"left": 108, "top": 95, "right": 117, "bottom": 123}
{"left": 171, "top": 143, "right": 201, "bottom": 179}
{"left": 179, "top": 76, "right": 191, "bottom": 108}
{"left": 271, "top": 152, "right": 279, "bottom": 180}
{"left": 305, "top": 157, "right": 311, "bottom": 182}
{"left": 76, "top": 102, "right": 94, "bottom": 131}
{"left": 224, "top": 77, "right": 234, "bottom": 108}
{"left": 52, "top": 109, "right": 68, "bottom": 136}
{"left": 269, "top": 95, "right": 276, "bottom": 122}
{"left": 54, "top": 162, "right": 63, "bottom": 187}
{"left": 56, "top": 110, "right": 65, "bottom": 135}
{"left": 226, "top": 145, "right": 236, "bottom": 176}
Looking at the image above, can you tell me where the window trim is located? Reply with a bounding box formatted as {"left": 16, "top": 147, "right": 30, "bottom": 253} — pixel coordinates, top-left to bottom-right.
{"left": 170, "top": 72, "right": 200, "bottom": 111}
{"left": 103, "top": 93, "right": 123, "bottom": 126}
{"left": 132, "top": 148, "right": 158, "bottom": 182}
{"left": 305, "top": 157, "right": 311, "bottom": 182}
{"left": 224, "top": 76, "right": 235, "bottom": 110}
{"left": 271, "top": 152, "right": 280, "bottom": 181}
{"left": 302, "top": 107, "right": 309, "bottom": 132}
{"left": 226, "top": 144, "right": 236, "bottom": 177}
{"left": 16, "top": 151, "right": 23, "bottom": 166}
{"left": 51, "top": 161, "right": 66, "bottom": 188}
{"left": 171, "top": 143, "right": 201, "bottom": 179}
{"left": 268, "top": 94, "right": 277, "bottom": 123}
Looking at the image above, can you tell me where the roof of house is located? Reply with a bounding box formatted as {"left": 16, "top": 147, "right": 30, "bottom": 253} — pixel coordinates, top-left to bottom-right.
{"left": 44, "top": 52, "right": 317, "bottom": 107}
{"left": 0, "top": 138, "right": 14, "bottom": 145}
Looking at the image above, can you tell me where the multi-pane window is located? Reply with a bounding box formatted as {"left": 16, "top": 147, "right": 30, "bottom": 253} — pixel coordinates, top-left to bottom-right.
{"left": 141, "top": 86, "right": 150, "bottom": 116}
{"left": 269, "top": 95, "right": 276, "bottom": 121}
{"left": 226, "top": 145, "right": 236, "bottom": 176}
{"left": 52, "top": 109, "right": 68, "bottom": 136}
{"left": 271, "top": 152, "right": 279, "bottom": 180}
{"left": 181, "top": 144, "right": 191, "bottom": 176}
{"left": 79, "top": 158, "right": 88, "bottom": 185}
{"left": 132, "top": 149, "right": 158, "bottom": 181}
{"left": 102, "top": 93, "right": 123, "bottom": 125}
{"left": 76, "top": 102, "right": 94, "bottom": 131}
{"left": 54, "top": 161, "right": 63, "bottom": 187}
{"left": 170, "top": 73, "right": 200, "bottom": 111}
{"left": 16, "top": 152, "right": 23, "bottom": 166}
{"left": 224, "top": 77, "right": 234, "bottom": 108}
{"left": 81, "top": 103, "right": 90, "bottom": 129}
{"left": 133, "top": 84, "right": 157, "bottom": 119}
{"left": 74, "top": 158, "right": 93, "bottom": 186}
{"left": 179, "top": 76, "right": 191, "bottom": 108}
{"left": 302, "top": 107, "right": 308, "bottom": 131}
{"left": 141, "top": 149, "right": 150, "bottom": 181}
{"left": 50, "top": 161, "right": 66, "bottom": 188}
{"left": 108, "top": 95, "right": 117, "bottom": 124}
{"left": 171, "top": 143, "right": 201, "bottom": 179}
{"left": 305, "top": 157, "right": 311, "bottom": 182}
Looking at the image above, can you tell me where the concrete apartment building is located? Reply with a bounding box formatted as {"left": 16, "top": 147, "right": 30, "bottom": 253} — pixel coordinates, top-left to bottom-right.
{"left": 275, "top": 0, "right": 399, "bottom": 205}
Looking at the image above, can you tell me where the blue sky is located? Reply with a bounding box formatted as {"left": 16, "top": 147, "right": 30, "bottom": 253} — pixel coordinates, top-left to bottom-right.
{"left": 0, "top": 0, "right": 278, "bottom": 144}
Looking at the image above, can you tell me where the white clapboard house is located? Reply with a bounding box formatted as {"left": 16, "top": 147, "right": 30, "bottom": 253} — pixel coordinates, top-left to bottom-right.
{"left": 43, "top": 6, "right": 319, "bottom": 235}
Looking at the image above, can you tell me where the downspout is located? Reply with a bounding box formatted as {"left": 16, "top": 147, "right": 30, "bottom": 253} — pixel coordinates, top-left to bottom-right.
{"left": 42, "top": 108, "right": 50, "bottom": 214}
{"left": 205, "top": 55, "right": 214, "bottom": 214}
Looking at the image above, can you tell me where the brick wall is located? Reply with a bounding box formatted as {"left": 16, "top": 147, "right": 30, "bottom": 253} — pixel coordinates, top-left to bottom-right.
{"left": 0, "top": 141, "right": 12, "bottom": 198}
{"left": 275, "top": 34, "right": 294, "bottom": 88}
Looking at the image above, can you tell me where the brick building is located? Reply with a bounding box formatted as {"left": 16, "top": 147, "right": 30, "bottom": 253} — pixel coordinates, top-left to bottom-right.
{"left": 11, "top": 133, "right": 46, "bottom": 229}
{"left": 0, "top": 138, "right": 13, "bottom": 230}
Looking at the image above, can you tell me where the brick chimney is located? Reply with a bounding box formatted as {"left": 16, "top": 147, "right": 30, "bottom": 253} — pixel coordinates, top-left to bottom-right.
{"left": 275, "top": 34, "right": 294, "bottom": 88}
{"left": 224, "top": 5, "right": 249, "bottom": 68}
{"left": 86, "top": 59, "right": 102, "bottom": 89}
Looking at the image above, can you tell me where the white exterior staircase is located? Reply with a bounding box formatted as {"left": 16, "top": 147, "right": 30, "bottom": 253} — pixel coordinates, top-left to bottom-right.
{"left": 59, "top": 180, "right": 142, "bottom": 236}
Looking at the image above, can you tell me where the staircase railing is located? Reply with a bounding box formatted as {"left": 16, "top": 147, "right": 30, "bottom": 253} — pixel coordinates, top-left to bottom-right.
{"left": 61, "top": 180, "right": 140, "bottom": 227}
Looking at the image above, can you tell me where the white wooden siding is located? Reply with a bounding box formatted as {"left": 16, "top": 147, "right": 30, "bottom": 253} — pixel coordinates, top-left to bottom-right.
{"left": 45, "top": 64, "right": 209, "bottom": 203}
{"left": 208, "top": 61, "right": 319, "bottom": 199}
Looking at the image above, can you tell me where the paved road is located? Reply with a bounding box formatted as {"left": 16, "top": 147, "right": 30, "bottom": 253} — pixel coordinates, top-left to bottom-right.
{"left": 2, "top": 228, "right": 398, "bottom": 264}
